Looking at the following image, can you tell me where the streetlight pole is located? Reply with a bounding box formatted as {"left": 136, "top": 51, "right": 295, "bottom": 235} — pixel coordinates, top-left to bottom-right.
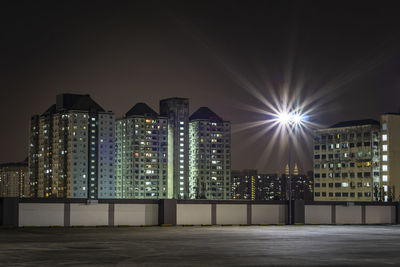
{"left": 288, "top": 131, "right": 292, "bottom": 225}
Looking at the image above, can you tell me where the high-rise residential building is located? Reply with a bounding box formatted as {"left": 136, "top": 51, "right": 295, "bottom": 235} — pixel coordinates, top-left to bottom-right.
{"left": 379, "top": 113, "right": 400, "bottom": 201}
{"left": 29, "top": 94, "right": 115, "bottom": 199}
{"left": 160, "top": 98, "right": 189, "bottom": 199}
{"left": 0, "top": 159, "right": 29, "bottom": 198}
{"left": 313, "top": 119, "right": 380, "bottom": 201}
{"left": 115, "top": 103, "right": 168, "bottom": 199}
{"left": 189, "top": 107, "right": 231, "bottom": 199}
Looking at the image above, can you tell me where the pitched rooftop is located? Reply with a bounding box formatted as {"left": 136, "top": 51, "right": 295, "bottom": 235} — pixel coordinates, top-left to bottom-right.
{"left": 329, "top": 119, "right": 380, "bottom": 128}
{"left": 189, "top": 107, "right": 223, "bottom": 122}
{"left": 125, "top": 103, "right": 158, "bottom": 117}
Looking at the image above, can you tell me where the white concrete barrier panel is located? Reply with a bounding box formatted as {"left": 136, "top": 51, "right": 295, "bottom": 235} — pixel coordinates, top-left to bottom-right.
{"left": 177, "top": 204, "right": 212, "bottom": 225}
{"left": 114, "top": 204, "right": 158, "bottom": 226}
{"left": 305, "top": 205, "right": 332, "bottom": 224}
{"left": 70, "top": 203, "right": 108, "bottom": 226}
{"left": 252, "top": 204, "right": 286, "bottom": 224}
{"left": 216, "top": 204, "right": 247, "bottom": 225}
{"left": 366, "top": 206, "right": 395, "bottom": 224}
{"left": 19, "top": 203, "right": 64, "bottom": 227}
{"left": 336, "top": 206, "right": 362, "bottom": 224}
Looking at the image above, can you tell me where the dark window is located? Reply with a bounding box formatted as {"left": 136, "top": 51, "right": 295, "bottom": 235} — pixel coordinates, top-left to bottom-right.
{"left": 342, "top": 192, "right": 349, "bottom": 197}
{"left": 322, "top": 154, "right": 326, "bottom": 159}
{"left": 358, "top": 192, "right": 362, "bottom": 197}
{"left": 335, "top": 173, "right": 340, "bottom": 178}
{"left": 350, "top": 192, "right": 355, "bottom": 198}
{"left": 365, "top": 192, "right": 371, "bottom": 197}
{"left": 322, "top": 192, "right": 327, "bottom": 197}
{"left": 314, "top": 155, "right": 320, "bottom": 159}
{"left": 315, "top": 192, "right": 321, "bottom": 197}
{"left": 342, "top": 173, "right": 348, "bottom": 178}
{"left": 329, "top": 183, "right": 333, "bottom": 188}
{"left": 322, "top": 183, "right": 326, "bottom": 187}
{"left": 350, "top": 173, "right": 355, "bottom": 178}
{"left": 357, "top": 172, "right": 363, "bottom": 178}
{"left": 329, "top": 154, "right": 333, "bottom": 159}
{"left": 364, "top": 142, "right": 370, "bottom": 146}
{"left": 335, "top": 183, "right": 341, "bottom": 187}
{"left": 364, "top": 172, "right": 371, "bottom": 177}
{"left": 329, "top": 192, "right": 333, "bottom": 197}
{"left": 315, "top": 183, "right": 320, "bottom": 187}
{"left": 335, "top": 192, "right": 341, "bottom": 197}
{"left": 314, "top": 145, "right": 320, "bottom": 150}
{"left": 322, "top": 173, "right": 327, "bottom": 178}
{"left": 315, "top": 174, "right": 320, "bottom": 178}
{"left": 350, "top": 143, "right": 354, "bottom": 148}
{"left": 350, "top": 163, "right": 355, "bottom": 167}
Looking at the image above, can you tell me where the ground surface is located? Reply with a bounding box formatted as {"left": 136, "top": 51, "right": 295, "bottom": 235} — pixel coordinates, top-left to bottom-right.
{"left": 1, "top": 225, "right": 400, "bottom": 266}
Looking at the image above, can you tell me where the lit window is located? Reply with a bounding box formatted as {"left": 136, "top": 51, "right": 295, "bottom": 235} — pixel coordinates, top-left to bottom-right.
{"left": 180, "top": 127, "right": 184, "bottom": 130}
{"left": 382, "top": 123, "right": 387, "bottom": 131}
{"left": 382, "top": 145, "right": 388, "bottom": 152}
{"left": 180, "top": 133, "right": 184, "bottom": 136}
{"left": 382, "top": 155, "right": 388, "bottom": 161}
{"left": 342, "top": 182, "right": 348, "bottom": 187}
{"left": 82, "top": 187, "right": 86, "bottom": 190}
{"left": 180, "top": 138, "right": 184, "bottom": 141}
{"left": 382, "top": 134, "right": 387, "bottom": 141}
{"left": 383, "top": 175, "right": 388, "bottom": 182}
{"left": 179, "top": 122, "right": 184, "bottom": 125}
{"left": 384, "top": 185, "right": 388, "bottom": 192}
{"left": 382, "top": 165, "right": 388, "bottom": 171}
{"left": 335, "top": 144, "right": 340, "bottom": 149}
{"left": 180, "top": 187, "right": 184, "bottom": 191}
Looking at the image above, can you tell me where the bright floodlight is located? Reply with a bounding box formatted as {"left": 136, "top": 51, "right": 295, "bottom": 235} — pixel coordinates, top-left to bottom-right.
{"left": 276, "top": 111, "right": 305, "bottom": 126}
{"left": 278, "top": 112, "right": 291, "bottom": 125}
{"left": 292, "top": 114, "right": 302, "bottom": 124}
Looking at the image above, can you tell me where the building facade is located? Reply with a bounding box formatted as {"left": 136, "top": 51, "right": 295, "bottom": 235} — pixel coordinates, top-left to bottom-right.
{"left": 0, "top": 159, "right": 29, "bottom": 198}
{"left": 159, "top": 98, "right": 189, "bottom": 199}
{"left": 313, "top": 119, "right": 380, "bottom": 201}
{"left": 379, "top": 113, "right": 400, "bottom": 201}
{"left": 189, "top": 107, "right": 231, "bottom": 199}
{"left": 29, "top": 94, "right": 115, "bottom": 199}
{"left": 115, "top": 103, "right": 168, "bottom": 199}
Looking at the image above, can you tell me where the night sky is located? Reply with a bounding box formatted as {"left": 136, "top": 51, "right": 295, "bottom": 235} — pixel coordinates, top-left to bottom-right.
{"left": 1, "top": 1, "right": 400, "bottom": 173}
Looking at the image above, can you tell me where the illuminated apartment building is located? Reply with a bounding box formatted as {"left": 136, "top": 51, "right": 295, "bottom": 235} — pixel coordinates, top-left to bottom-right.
{"left": 160, "top": 98, "right": 189, "bottom": 199}
{"left": 0, "top": 159, "right": 29, "bottom": 197}
{"left": 379, "top": 113, "right": 400, "bottom": 201}
{"left": 231, "top": 170, "right": 286, "bottom": 200}
{"left": 313, "top": 119, "right": 380, "bottom": 201}
{"left": 115, "top": 103, "right": 168, "bottom": 199}
{"left": 188, "top": 107, "right": 231, "bottom": 199}
{"left": 29, "top": 94, "right": 115, "bottom": 199}
{"left": 231, "top": 169, "right": 257, "bottom": 199}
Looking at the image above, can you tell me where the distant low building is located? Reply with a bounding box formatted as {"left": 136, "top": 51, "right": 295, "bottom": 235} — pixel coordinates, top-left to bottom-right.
{"left": 0, "top": 159, "right": 29, "bottom": 197}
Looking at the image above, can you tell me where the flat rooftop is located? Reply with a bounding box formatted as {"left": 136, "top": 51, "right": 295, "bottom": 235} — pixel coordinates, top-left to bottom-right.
{"left": 1, "top": 225, "right": 399, "bottom": 266}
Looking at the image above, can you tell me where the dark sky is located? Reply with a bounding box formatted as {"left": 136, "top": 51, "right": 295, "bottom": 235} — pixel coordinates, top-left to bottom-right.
{"left": 1, "top": 0, "right": 400, "bottom": 173}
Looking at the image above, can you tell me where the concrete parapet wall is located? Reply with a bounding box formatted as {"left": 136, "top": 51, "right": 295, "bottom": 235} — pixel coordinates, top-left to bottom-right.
{"left": 1, "top": 199, "right": 398, "bottom": 227}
